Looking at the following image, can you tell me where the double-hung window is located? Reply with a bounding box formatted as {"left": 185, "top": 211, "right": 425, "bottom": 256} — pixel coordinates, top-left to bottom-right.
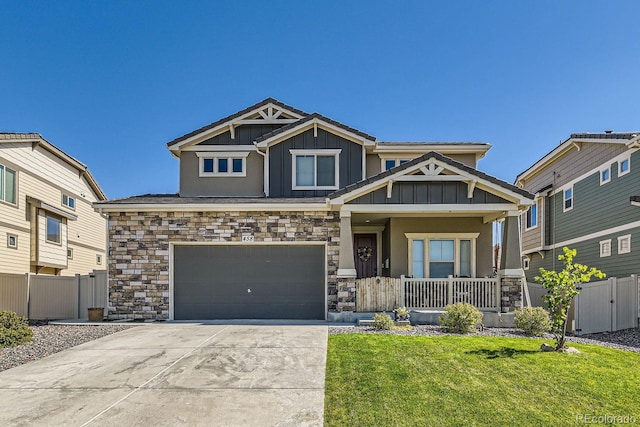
{"left": 563, "top": 187, "right": 573, "bottom": 212}
{"left": 197, "top": 152, "right": 249, "bottom": 177}
{"left": 525, "top": 201, "right": 538, "bottom": 230}
{"left": 290, "top": 149, "right": 341, "bottom": 190}
{"left": 0, "top": 163, "right": 17, "bottom": 204}
{"left": 406, "top": 233, "right": 477, "bottom": 278}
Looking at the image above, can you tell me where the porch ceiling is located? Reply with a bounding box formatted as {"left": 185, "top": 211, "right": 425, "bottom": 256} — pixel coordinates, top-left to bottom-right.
{"left": 351, "top": 210, "right": 511, "bottom": 225}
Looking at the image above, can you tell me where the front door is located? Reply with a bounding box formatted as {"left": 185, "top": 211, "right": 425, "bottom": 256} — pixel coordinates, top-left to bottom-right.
{"left": 354, "top": 233, "right": 377, "bottom": 278}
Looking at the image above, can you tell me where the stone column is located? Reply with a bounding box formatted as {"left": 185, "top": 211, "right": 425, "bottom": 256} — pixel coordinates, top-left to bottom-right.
{"left": 499, "top": 214, "right": 524, "bottom": 312}
{"left": 337, "top": 210, "right": 356, "bottom": 278}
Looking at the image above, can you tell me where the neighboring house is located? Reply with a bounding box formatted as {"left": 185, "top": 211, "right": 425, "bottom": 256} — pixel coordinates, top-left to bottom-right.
{"left": 516, "top": 131, "right": 640, "bottom": 281}
{"left": 95, "top": 98, "right": 534, "bottom": 321}
{"left": 0, "top": 133, "right": 107, "bottom": 276}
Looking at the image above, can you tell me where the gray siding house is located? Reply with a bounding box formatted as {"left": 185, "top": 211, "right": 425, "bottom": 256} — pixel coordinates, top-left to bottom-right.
{"left": 95, "top": 98, "right": 534, "bottom": 320}
{"left": 516, "top": 131, "right": 640, "bottom": 281}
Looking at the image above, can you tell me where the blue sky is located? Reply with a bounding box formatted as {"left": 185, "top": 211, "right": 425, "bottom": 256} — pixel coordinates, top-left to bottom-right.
{"left": 1, "top": 1, "right": 639, "bottom": 199}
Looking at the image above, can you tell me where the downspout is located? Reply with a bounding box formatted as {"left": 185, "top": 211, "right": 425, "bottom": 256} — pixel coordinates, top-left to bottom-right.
{"left": 518, "top": 211, "right": 531, "bottom": 307}
{"left": 253, "top": 142, "right": 267, "bottom": 197}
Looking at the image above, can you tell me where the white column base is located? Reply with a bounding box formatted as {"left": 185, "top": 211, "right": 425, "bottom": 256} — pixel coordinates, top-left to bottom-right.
{"left": 337, "top": 268, "right": 357, "bottom": 278}
{"left": 498, "top": 268, "right": 524, "bottom": 277}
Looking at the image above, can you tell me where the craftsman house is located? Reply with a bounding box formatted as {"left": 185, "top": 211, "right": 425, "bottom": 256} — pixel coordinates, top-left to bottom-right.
{"left": 95, "top": 98, "right": 534, "bottom": 320}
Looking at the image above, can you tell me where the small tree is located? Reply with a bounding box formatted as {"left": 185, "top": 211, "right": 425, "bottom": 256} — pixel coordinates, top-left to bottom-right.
{"left": 535, "top": 247, "right": 605, "bottom": 351}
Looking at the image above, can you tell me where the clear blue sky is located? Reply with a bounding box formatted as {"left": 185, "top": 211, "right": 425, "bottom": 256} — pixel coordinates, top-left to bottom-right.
{"left": 2, "top": 1, "right": 639, "bottom": 199}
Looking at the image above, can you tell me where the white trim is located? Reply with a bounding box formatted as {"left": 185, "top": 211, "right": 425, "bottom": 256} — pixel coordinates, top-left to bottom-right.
{"left": 618, "top": 234, "right": 631, "bottom": 254}
{"left": 184, "top": 145, "right": 257, "bottom": 152}
{"left": 550, "top": 148, "right": 638, "bottom": 195}
{"left": 618, "top": 156, "right": 631, "bottom": 177}
{"left": 563, "top": 187, "right": 573, "bottom": 212}
{"left": 337, "top": 268, "right": 357, "bottom": 278}
{"left": 96, "top": 202, "right": 331, "bottom": 213}
{"left": 197, "top": 151, "right": 250, "bottom": 177}
{"left": 256, "top": 118, "right": 375, "bottom": 149}
{"left": 523, "top": 256, "right": 530, "bottom": 270}
{"left": 599, "top": 165, "right": 611, "bottom": 185}
{"left": 525, "top": 200, "right": 538, "bottom": 231}
{"left": 361, "top": 145, "right": 366, "bottom": 181}
{"left": 516, "top": 137, "right": 631, "bottom": 185}
{"left": 599, "top": 239, "right": 612, "bottom": 257}
{"left": 405, "top": 233, "right": 478, "bottom": 278}
{"left": 168, "top": 102, "right": 304, "bottom": 152}
{"left": 331, "top": 157, "right": 532, "bottom": 206}
{"left": 290, "top": 149, "right": 341, "bottom": 190}
{"left": 523, "top": 220, "right": 640, "bottom": 253}
{"left": 168, "top": 241, "right": 328, "bottom": 321}
{"left": 61, "top": 193, "right": 76, "bottom": 210}
{"left": 342, "top": 203, "right": 519, "bottom": 215}
{"left": 373, "top": 143, "right": 490, "bottom": 155}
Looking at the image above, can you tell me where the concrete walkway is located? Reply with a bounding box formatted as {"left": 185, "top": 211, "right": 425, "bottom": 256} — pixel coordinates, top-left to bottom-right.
{"left": 0, "top": 324, "right": 328, "bottom": 426}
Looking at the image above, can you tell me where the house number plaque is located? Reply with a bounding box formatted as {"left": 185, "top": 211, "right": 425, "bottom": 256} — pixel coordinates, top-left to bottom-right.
{"left": 242, "top": 235, "right": 255, "bottom": 242}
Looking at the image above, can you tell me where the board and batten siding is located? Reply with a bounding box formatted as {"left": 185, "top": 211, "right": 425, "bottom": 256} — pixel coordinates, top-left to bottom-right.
{"left": 268, "top": 128, "right": 363, "bottom": 198}
{"left": 521, "top": 143, "right": 632, "bottom": 253}
{"left": 348, "top": 182, "right": 509, "bottom": 205}
{"left": 0, "top": 142, "right": 106, "bottom": 275}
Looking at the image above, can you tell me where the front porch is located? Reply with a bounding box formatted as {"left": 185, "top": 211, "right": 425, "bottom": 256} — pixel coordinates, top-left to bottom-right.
{"left": 355, "top": 275, "right": 501, "bottom": 312}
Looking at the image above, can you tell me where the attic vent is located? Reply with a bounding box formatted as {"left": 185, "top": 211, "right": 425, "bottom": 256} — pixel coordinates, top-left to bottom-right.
{"left": 604, "top": 130, "right": 613, "bottom": 134}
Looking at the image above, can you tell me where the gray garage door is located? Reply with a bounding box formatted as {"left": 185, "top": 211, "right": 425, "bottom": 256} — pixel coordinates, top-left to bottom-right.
{"left": 173, "top": 245, "right": 325, "bottom": 320}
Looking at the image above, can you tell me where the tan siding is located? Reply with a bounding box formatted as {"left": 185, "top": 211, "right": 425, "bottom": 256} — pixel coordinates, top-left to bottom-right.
{"left": 447, "top": 153, "right": 476, "bottom": 168}
{"left": 66, "top": 243, "right": 105, "bottom": 276}
{"left": 0, "top": 142, "right": 106, "bottom": 275}
{"left": 37, "top": 213, "right": 68, "bottom": 267}
{"left": 0, "top": 227, "right": 30, "bottom": 274}
{"left": 366, "top": 154, "right": 381, "bottom": 178}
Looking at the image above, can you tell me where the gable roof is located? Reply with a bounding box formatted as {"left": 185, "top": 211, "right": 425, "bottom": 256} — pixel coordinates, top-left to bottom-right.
{"left": 166, "top": 98, "right": 307, "bottom": 151}
{"left": 0, "top": 133, "right": 107, "bottom": 200}
{"left": 329, "top": 151, "right": 533, "bottom": 204}
{"left": 516, "top": 131, "right": 640, "bottom": 185}
{"left": 253, "top": 112, "right": 377, "bottom": 146}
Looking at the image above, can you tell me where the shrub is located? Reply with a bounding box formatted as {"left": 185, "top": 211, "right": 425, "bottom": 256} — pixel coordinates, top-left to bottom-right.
{"left": 372, "top": 312, "right": 394, "bottom": 330}
{"left": 0, "top": 310, "right": 33, "bottom": 348}
{"left": 439, "top": 303, "right": 483, "bottom": 334}
{"left": 514, "top": 307, "right": 552, "bottom": 337}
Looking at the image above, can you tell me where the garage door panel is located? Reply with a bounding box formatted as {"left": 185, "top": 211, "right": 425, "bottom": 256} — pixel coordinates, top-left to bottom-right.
{"left": 174, "top": 245, "right": 325, "bottom": 320}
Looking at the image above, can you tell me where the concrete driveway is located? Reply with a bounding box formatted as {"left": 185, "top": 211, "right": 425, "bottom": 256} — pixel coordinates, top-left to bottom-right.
{"left": 0, "top": 324, "right": 328, "bottom": 426}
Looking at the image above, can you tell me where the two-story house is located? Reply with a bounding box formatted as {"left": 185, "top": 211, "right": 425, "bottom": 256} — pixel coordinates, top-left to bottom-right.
{"left": 95, "top": 98, "right": 533, "bottom": 321}
{"left": 0, "top": 133, "right": 107, "bottom": 276}
{"left": 516, "top": 131, "right": 640, "bottom": 281}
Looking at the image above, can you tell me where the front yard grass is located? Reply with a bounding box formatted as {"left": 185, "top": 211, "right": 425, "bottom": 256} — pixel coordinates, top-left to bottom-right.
{"left": 325, "top": 334, "right": 640, "bottom": 426}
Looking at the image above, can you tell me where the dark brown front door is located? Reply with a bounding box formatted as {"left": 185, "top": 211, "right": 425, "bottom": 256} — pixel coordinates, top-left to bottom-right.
{"left": 354, "top": 233, "right": 377, "bottom": 278}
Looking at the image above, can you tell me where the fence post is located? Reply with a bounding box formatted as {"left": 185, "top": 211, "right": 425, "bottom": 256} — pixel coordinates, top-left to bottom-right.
{"left": 610, "top": 277, "right": 617, "bottom": 332}
{"left": 25, "top": 273, "right": 31, "bottom": 319}
{"left": 75, "top": 274, "right": 81, "bottom": 319}
{"left": 447, "top": 275, "right": 453, "bottom": 306}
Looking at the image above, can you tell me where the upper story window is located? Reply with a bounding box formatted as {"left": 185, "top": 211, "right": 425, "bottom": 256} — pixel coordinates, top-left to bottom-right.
{"left": 0, "top": 163, "right": 17, "bottom": 205}
{"left": 196, "top": 152, "right": 249, "bottom": 177}
{"left": 290, "top": 149, "right": 341, "bottom": 190}
{"left": 618, "top": 235, "right": 631, "bottom": 254}
{"left": 46, "top": 215, "right": 62, "bottom": 244}
{"left": 618, "top": 157, "right": 630, "bottom": 177}
{"left": 525, "top": 201, "right": 538, "bottom": 230}
{"left": 563, "top": 187, "right": 573, "bottom": 212}
{"left": 7, "top": 233, "right": 18, "bottom": 249}
{"left": 599, "top": 239, "right": 611, "bottom": 257}
{"left": 600, "top": 166, "right": 611, "bottom": 185}
{"left": 62, "top": 194, "right": 76, "bottom": 209}
{"left": 383, "top": 158, "right": 410, "bottom": 171}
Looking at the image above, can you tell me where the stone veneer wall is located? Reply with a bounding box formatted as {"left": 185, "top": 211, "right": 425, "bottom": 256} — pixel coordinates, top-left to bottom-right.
{"left": 108, "top": 210, "right": 340, "bottom": 320}
{"left": 500, "top": 275, "right": 523, "bottom": 312}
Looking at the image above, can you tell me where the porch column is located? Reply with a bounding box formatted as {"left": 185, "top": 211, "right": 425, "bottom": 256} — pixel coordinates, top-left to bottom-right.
{"left": 499, "top": 214, "right": 524, "bottom": 312}
{"left": 337, "top": 210, "right": 357, "bottom": 278}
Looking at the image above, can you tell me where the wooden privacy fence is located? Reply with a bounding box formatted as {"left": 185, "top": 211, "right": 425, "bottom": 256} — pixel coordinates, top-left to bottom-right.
{"left": 0, "top": 270, "right": 107, "bottom": 320}
{"left": 356, "top": 275, "right": 501, "bottom": 312}
{"left": 527, "top": 275, "right": 639, "bottom": 335}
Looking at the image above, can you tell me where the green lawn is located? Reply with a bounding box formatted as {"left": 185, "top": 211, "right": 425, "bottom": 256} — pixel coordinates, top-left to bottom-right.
{"left": 325, "top": 334, "right": 640, "bottom": 426}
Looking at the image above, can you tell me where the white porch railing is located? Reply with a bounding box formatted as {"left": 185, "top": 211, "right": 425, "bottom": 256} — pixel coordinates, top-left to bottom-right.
{"left": 401, "top": 275, "right": 500, "bottom": 311}
{"left": 354, "top": 275, "right": 501, "bottom": 312}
